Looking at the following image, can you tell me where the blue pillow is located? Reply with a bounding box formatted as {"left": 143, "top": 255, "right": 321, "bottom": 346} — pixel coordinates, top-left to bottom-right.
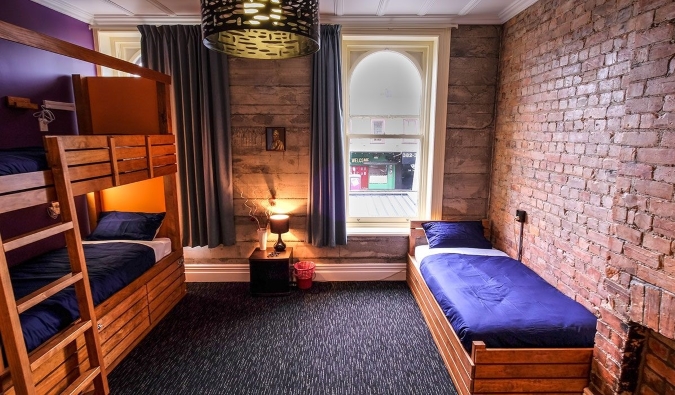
{"left": 88, "top": 211, "right": 166, "bottom": 241}
{"left": 422, "top": 221, "right": 492, "bottom": 249}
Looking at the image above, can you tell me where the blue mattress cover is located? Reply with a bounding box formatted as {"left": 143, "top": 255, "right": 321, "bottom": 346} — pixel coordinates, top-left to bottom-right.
{"left": 9, "top": 242, "right": 156, "bottom": 352}
{"left": 0, "top": 147, "right": 48, "bottom": 176}
{"left": 420, "top": 253, "right": 597, "bottom": 352}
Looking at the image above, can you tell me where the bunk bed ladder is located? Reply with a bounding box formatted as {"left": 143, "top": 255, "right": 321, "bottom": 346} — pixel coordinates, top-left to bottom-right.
{"left": 0, "top": 137, "right": 109, "bottom": 395}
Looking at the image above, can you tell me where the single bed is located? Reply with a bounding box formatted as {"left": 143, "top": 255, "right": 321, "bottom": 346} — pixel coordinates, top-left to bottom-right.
{"left": 12, "top": 238, "right": 171, "bottom": 353}
{"left": 407, "top": 220, "right": 597, "bottom": 395}
{"left": 0, "top": 147, "right": 47, "bottom": 176}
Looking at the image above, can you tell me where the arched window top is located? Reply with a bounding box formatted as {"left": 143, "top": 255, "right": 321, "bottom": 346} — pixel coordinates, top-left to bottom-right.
{"left": 349, "top": 51, "right": 422, "bottom": 117}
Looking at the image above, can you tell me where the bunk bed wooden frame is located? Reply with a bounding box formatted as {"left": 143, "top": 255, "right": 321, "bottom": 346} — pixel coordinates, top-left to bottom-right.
{"left": 406, "top": 220, "right": 594, "bottom": 395}
{"left": 0, "top": 20, "right": 185, "bottom": 395}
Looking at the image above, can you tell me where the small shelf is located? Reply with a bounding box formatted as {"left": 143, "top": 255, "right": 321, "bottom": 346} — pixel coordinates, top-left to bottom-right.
{"left": 6, "top": 96, "right": 38, "bottom": 110}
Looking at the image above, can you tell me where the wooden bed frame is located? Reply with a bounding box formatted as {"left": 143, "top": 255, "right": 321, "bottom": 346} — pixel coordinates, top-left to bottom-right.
{"left": 407, "top": 220, "right": 594, "bottom": 395}
{"left": 0, "top": 21, "right": 184, "bottom": 395}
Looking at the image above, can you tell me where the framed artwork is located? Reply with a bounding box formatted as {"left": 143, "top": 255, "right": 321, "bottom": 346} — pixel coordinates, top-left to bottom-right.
{"left": 266, "top": 127, "right": 286, "bottom": 151}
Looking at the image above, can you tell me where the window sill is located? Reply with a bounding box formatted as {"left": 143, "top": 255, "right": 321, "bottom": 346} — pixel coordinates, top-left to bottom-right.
{"left": 347, "top": 227, "right": 409, "bottom": 237}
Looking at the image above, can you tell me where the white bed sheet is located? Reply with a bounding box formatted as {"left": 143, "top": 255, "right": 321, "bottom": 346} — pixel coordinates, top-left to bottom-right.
{"left": 412, "top": 245, "right": 509, "bottom": 269}
{"left": 82, "top": 238, "right": 172, "bottom": 262}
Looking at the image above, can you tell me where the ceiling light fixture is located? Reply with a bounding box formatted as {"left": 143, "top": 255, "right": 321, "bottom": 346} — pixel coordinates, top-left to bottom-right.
{"left": 201, "top": 0, "right": 320, "bottom": 59}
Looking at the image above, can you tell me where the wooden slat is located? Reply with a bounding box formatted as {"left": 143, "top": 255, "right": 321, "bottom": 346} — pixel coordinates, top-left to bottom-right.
{"left": 57, "top": 136, "right": 109, "bottom": 150}
{"left": 68, "top": 163, "right": 112, "bottom": 182}
{"left": 114, "top": 147, "right": 146, "bottom": 160}
{"left": 473, "top": 378, "right": 589, "bottom": 393}
{"left": 145, "top": 136, "right": 154, "bottom": 178}
{"left": 149, "top": 134, "right": 175, "bottom": 145}
{"left": 0, "top": 171, "right": 52, "bottom": 195}
{"left": 474, "top": 363, "right": 591, "bottom": 379}
{"left": 153, "top": 164, "right": 178, "bottom": 178}
{"left": 16, "top": 273, "right": 83, "bottom": 314}
{"left": 64, "top": 149, "right": 109, "bottom": 166}
{"left": 107, "top": 135, "right": 145, "bottom": 147}
{"left": 108, "top": 137, "right": 120, "bottom": 186}
{"left": 29, "top": 321, "right": 91, "bottom": 371}
{"left": 71, "top": 177, "right": 114, "bottom": 196}
{"left": 117, "top": 158, "right": 148, "bottom": 174}
{"left": 147, "top": 259, "right": 182, "bottom": 293}
{"left": 35, "top": 339, "right": 88, "bottom": 395}
{"left": 60, "top": 367, "right": 99, "bottom": 395}
{"left": 473, "top": 348, "right": 594, "bottom": 364}
{"left": 119, "top": 170, "right": 150, "bottom": 186}
{"left": 149, "top": 276, "right": 182, "bottom": 312}
{"left": 152, "top": 155, "right": 177, "bottom": 167}
{"left": 72, "top": 75, "right": 93, "bottom": 136}
{"left": 3, "top": 222, "right": 73, "bottom": 252}
{"left": 102, "top": 312, "right": 150, "bottom": 368}
{"left": 96, "top": 286, "right": 147, "bottom": 333}
{"left": 100, "top": 297, "right": 148, "bottom": 346}
{"left": 0, "top": 21, "right": 170, "bottom": 83}
{"left": 0, "top": 187, "right": 56, "bottom": 214}
{"left": 151, "top": 145, "right": 175, "bottom": 157}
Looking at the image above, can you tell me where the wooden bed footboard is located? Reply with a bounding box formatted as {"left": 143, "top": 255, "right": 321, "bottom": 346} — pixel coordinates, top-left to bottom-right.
{"left": 406, "top": 220, "right": 593, "bottom": 394}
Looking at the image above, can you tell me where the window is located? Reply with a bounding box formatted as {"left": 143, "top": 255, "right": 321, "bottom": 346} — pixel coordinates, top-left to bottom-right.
{"left": 94, "top": 30, "right": 142, "bottom": 76}
{"left": 342, "top": 29, "right": 450, "bottom": 230}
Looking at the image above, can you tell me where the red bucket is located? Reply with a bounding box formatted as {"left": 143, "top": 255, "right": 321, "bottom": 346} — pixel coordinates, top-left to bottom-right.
{"left": 294, "top": 261, "right": 316, "bottom": 290}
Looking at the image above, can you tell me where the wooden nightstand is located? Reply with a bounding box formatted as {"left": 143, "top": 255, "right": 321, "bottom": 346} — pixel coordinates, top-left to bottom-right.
{"left": 248, "top": 247, "right": 293, "bottom": 296}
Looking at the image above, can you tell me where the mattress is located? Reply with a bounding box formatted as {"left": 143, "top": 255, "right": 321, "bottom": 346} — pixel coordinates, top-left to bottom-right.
{"left": 0, "top": 147, "right": 48, "bottom": 176}
{"left": 419, "top": 251, "right": 597, "bottom": 352}
{"left": 10, "top": 239, "right": 171, "bottom": 352}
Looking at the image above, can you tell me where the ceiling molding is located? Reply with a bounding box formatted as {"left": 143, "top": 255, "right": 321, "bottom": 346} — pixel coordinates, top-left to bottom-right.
{"left": 376, "top": 0, "right": 391, "bottom": 17}
{"left": 99, "top": 0, "right": 134, "bottom": 15}
{"left": 320, "top": 15, "right": 459, "bottom": 28}
{"left": 334, "top": 0, "right": 344, "bottom": 16}
{"left": 416, "top": 0, "right": 435, "bottom": 16}
{"left": 459, "top": 0, "right": 482, "bottom": 16}
{"left": 143, "top": 0, "right": 176, "bottom": 16}
{"left": 90, "top": 15, "right": 201, "bottom": 28}
{"left": 498, "top": 0, "right": 538, "bottom": 23}
{"left": 31, "top": 0, "right": 93, "bottom": 24}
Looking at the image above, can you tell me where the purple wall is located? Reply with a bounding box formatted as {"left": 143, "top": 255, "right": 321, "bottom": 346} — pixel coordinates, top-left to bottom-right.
{"left": 0, "top": 0, "right": 95, "bottom": 265}
{"left": 0, "top": 0, "right": 95, "bottom": 148}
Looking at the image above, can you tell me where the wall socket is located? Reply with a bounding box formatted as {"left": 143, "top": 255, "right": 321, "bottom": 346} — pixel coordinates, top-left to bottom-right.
{"left": 515, "top": 210, "right": 527, "bottom": 222}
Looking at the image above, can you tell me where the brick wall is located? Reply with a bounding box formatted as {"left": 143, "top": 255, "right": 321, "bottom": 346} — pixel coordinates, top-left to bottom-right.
{"left": 636, "top": 330, "right": 675, "bottom": 395}
{"left": 492, "top": 0, "right": 675, "bottom": 393}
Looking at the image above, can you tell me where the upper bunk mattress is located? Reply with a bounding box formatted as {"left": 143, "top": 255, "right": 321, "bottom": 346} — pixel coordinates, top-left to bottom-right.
{"left": 419, "top": 252, "right": 597, "bottom": 352}
{"left": 0, "top": 147, "right": 48, "bottom": 176}
{"left": 10, "top": 239, "right": 170, "bottom": 352}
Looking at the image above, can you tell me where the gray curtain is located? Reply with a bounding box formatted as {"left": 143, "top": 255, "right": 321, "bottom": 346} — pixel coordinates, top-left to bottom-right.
{"left": 139, "top": 25, "right": 235, "bottom": 248}
{"left": 307, "top": 25, "right": 347, "bottom": 246}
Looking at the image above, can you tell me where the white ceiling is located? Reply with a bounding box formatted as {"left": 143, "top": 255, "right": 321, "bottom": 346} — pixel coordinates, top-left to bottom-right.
{"left": 32, "top": 0, "right": 539, "bottom": 27}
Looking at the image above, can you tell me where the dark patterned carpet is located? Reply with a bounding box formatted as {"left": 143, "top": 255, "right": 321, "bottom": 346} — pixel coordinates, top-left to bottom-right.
{"left": 108, "top": 282, "right": 457, "bottom": 395}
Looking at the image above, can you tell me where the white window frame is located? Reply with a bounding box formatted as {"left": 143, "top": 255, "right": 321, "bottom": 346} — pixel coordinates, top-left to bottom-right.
{"left": 93, "top": 29, "right": 142, "bottom": 77}
{"left": 342, "top": 27, "right": 450, "bottom": 232}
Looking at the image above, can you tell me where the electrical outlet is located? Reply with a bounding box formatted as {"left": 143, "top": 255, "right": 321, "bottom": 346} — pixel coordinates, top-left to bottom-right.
{"left": 515, "top": 210, "right": 527, "bottom": 223}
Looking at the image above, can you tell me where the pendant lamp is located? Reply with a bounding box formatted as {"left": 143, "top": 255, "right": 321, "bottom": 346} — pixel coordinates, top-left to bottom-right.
{"left": 201, "top": 0, "right": 320, "bottom": 59}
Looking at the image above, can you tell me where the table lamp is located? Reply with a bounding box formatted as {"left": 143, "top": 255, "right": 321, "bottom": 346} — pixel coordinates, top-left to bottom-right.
{"left": 269, "top": 214, "right": 290, "bottom": 252}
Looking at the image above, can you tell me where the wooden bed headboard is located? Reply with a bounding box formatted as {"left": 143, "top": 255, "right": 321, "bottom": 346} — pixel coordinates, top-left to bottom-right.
{"left": 408, "top": 219, "right": 491, "bottom": 256}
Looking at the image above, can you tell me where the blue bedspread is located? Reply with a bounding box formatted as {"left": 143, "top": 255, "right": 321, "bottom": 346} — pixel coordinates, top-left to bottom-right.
{"left": 0, "top": 147, "right": 48, "bottom": 176}
{"left": 420, "top": 253, "right": 597, "bottom": 352}
{"left": 10, "top": 242, "right": 155, "bottom": 352}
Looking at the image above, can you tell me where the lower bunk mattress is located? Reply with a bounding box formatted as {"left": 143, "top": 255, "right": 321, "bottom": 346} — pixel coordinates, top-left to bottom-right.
{"left": 0, "top": 147, "right": 47, "bottom": 176}
{"left": 9, "top": 239, "right": 171, "bottom": 352}
{"left": 416, "top": 247, "right": 597, "bottom": 352}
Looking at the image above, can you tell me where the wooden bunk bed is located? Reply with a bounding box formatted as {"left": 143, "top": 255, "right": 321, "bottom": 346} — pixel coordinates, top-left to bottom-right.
{"left": 407, "top": 220, "right": 595, "bottom": 395}
{"left": 0, "top": 21, "right": 185, "bottom": 395}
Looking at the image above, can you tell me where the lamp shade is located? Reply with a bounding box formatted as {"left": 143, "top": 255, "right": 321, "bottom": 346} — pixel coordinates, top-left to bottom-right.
{"left": 201, "top": 0, "right": 320, "bottom": 59}
{"left": 269, "top": 214, "right": 290, "bottom": 234}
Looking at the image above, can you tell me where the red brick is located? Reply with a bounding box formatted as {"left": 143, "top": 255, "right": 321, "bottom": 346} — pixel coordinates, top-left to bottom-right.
{"left": 666, "top": 256, "right": 675, "bottom": 276}
{"left": 637, "top": 148, "right": 675, "bottom": 165}
{"left": 654, "top": 217, "right": 675, "bottom": 239}
{"left": 652, "top": 201, "right": 675, "bottom": 219}
{"left": 630, "top": 282, "right": 645, "bottom": 322}
{"left": 643, "top": 235, "right": 673, "bottom": 254}
{"left": 619, "top": 162, "right": 654, "bottom": 178}
{"left": 634, "top": 213, "right": 654, "bottom": 230}
{"left": 636, "top": 24, "right": 675, "bottom": 47}
{"left": 646, "top": 286, "right": 662, "bottom": 329}
{"left": 661, "top": 292, "right": 675, "bottom": 339}
{"left": 655, "top": 2, "right": 675, "bottom": 23}
{"left": 616, "top": 224, "right": 643, "bottom": 244}
{"left": 615, "top": 131, "right": 660, "bottom": 146}
{"left": 626, "top": 97, "right": 665, "bottom": 114}
{"left": 625, "top": 244, "right": 662, "bottom": 268}
{"left": 635, "top": 180, "right": 674, "bottom": 199}
{"left": 631, "top": 58, "right": 670, "bottom": 82}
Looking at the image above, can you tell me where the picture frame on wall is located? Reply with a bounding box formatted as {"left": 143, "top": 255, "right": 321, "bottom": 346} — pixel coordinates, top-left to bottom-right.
{"left": 266, "top": 127, "right": 286, "bottom": 151}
